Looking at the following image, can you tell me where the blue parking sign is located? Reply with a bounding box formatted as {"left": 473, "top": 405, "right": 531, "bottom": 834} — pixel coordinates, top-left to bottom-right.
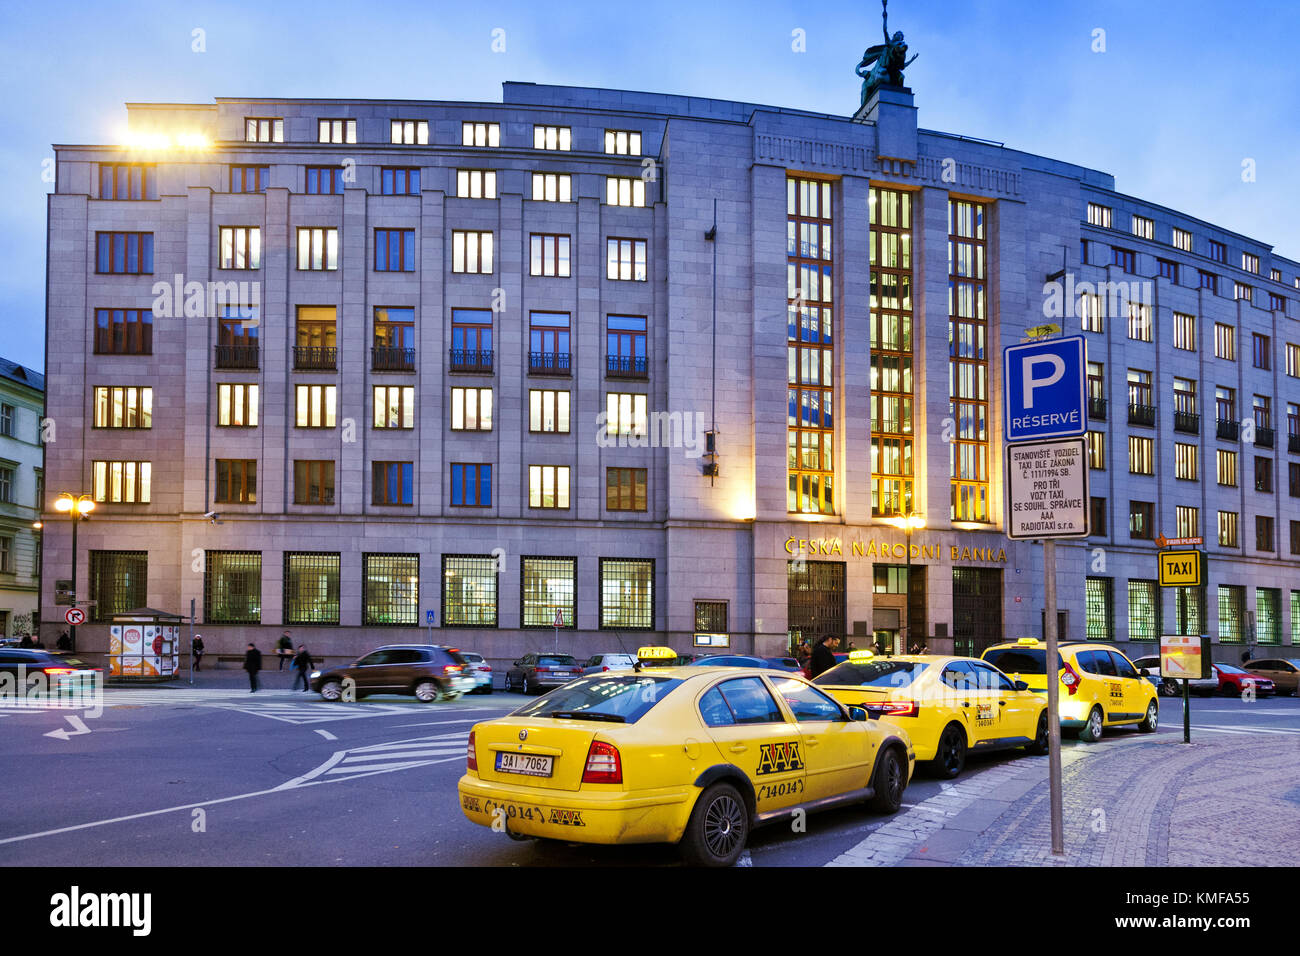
{"left": 1002, "top": 336, "right": 1087, "bottom": 442}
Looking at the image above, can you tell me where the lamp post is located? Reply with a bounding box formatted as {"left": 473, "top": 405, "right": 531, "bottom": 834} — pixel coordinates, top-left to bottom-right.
{"left": 885, "top": 512, "right": 925, "bottom": 654}
{"left": 52, "top": 492, "right": 95, "bottom": 652}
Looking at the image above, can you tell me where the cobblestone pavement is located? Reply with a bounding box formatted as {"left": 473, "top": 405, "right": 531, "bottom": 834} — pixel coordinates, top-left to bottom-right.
{"left": 827, "top": 733, "right": 1300, "bottom": 867}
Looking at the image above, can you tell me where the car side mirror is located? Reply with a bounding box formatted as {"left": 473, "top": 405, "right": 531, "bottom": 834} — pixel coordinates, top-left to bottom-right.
{"left": 1139, "top": 668, "right": 1150, "bottom": 678}
{"left": 1013, "top": 680, "right": 1029, "bottom": 692}
{"left": 848, "top": 705, "right": 868, "bottom": 722}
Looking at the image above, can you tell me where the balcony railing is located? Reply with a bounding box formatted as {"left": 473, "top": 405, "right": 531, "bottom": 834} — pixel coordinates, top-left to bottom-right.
{"left": 372, "top": 346, "right": 416, "bottom": 372}
{"left": 1128, "top": 403, "right": 1156, "bottom": 427}
{"left": 1087, "top": 397, "right": 1107, "bottom": 421}
{"left": 449, "top": 348, "right": 494, "bottom": 373}
{"left": 1217, "top": 418, "right": 1240, "bottom": 442}
{"left": 293, "top": 346, "right": 337, "bottom": 370}
{"left": 1173, "top": 411, "right": 1200, "bottom": 434}
{"left": 1255, "top": 426, "right": 1275, "bottom": 448}
{"left": 528, "top": 351, "right": 571, "bottom": 376}
{"left": 1289, "top": 433, "right": 1300, "bottom": 454}
{"left": 214, "top": 344, "right": 259, "bottom": 369}
{"left": 606, "top": 354, "right": 648, "bottom": 379}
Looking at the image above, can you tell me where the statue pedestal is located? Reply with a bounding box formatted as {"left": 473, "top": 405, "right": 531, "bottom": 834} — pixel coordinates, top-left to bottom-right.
{"left": 854, "top": 84, "right": 917, "bottom": 164}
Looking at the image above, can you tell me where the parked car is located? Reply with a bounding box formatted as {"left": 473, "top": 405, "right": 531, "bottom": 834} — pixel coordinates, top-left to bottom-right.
{"left": 457, "top": 651, "right": 494, "bottom": 694}
{"left": 310, "top": 645, "right": 474, "bottom": 702}
{"left": 504, "top": 653, "right": 584, "bottom": 693}
{"left": 1129, "top": 655, "right": 1218, "bottom": 697}
{"left": 581, "top": 653, "right": 637, "bottom": 675}
{"left": 688, "top": 654, "right": 799, "bottom": 671}
{"left": 764, "top": 657, "right": 804, "bottom": 672}
{"left": 1243, "top": 658, "right": 1300, "bottom": 696}
{"left": 0, "top": 649, "right": 101, "bottom": 693}
{"left": 1210, "top": 662, "right": 1275, "bottom": 698}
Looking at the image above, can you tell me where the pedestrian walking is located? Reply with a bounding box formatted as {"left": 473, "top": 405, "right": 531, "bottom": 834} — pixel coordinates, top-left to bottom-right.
{"left": 192, "top": 634, "right": 205, "bottom": 672}
{"left": 18, "top": 634, "right": 33, "bottom": 648}
{"left": 56, "top": 630, "right": 71, "bottom": 651}
{"left": 809, "top": 634, "right": 841, "bottom": 678}
{"left": 276, "top": 631, "right": 293, "bottom": 670}
{"left": 292, "top": 645, "right": 314, "bottom": 692}
{"left": 243, "top": 642, "right": 263, "bottom": 692}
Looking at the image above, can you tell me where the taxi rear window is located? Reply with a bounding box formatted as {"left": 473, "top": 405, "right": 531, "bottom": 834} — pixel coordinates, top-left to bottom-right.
{"left": 538, "top": 655, "right": 576, "bottom": 666}
{"left": 982, "top": 648, "right": 1065, "bottom": 675}
{"left": 511, "top": 675, "right": 683, "bottom": 724}
{"left": 812, "top": 660, "right": 927, "bottom": 688}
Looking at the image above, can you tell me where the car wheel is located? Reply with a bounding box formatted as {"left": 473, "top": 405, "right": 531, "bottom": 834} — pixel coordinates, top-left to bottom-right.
{"left": 1160, "top": 678, "right": 1180, "bottom": 697}
{"left": 931, "top": 724, "right": 966, "bottom": 779}
{"left": 1078, "top": 706, "right": 1104, "bottom": 743}
{"left": 1026, "top": 710, "right": 1050, "bottom": 755}
{"left": 319, "top": 680, "right": 342, "bottom": 702}
{"left": 868, "top": 747, "right": 906, "bottom": 813}
{"left": 525, "top": 677, "right": 537, "bottom": 695}
{"left": 1138, "top": 699, "right": 1159, "bottom": 733}
{"left": 679, "top": 782, "right": 748, "bottom": 867}
{"left": 414, "top": 680, "right": 439, "bottom": 703}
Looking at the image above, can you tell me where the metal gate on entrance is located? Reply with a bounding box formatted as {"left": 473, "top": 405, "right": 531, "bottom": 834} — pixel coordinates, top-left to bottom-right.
{"left": 788, "top": 560, "right": 846, "bottom": 648}
{"left": 952, "top": 568, "right": 1002, "bottom": 658}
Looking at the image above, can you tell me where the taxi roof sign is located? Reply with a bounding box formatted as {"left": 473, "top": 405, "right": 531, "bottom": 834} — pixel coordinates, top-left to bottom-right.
{"left": 1016, "top": 637, "right": 1042, "bottom": 646}
{"left": 847, "top": 649, "right": 875, "bottom": 663}
{"left": 1158, "top": 549, "right": 1203, "bottom": 587}
{"left": 636, "top": 646, "right": 677, "bottom": 660}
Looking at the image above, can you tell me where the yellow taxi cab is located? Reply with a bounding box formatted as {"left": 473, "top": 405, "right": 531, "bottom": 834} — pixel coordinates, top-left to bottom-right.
{"left": 458, "top": 662, "right": 915, "bottom": 866}
{"left": 981, "top": 638, "right": 1160, "bottom": 743}
{"left": 812, "top": 650, "right": 1048, "bottom": 779}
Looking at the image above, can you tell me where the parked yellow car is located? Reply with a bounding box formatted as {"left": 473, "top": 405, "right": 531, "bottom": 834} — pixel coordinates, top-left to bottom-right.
{"left": 813, "top": 651, "right": 1048, "bottom": 778}
{"left": 458, "top": 665, "right": 914, "bottom": 866}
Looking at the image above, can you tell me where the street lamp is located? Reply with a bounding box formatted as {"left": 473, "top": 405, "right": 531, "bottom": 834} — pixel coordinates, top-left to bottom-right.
{"left": 53, "top": 492, "right": 95, "bottom": 652}
{"left": 884, "top": 512, "right": 925, "bottom": 654}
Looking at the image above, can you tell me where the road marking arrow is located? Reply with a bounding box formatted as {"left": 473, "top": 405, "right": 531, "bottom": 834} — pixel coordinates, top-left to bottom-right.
{"left": 44, "top": 715, "right": 91, "bottom": 741}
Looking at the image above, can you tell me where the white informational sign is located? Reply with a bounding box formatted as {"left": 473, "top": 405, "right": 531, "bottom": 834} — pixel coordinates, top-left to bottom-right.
{"left": 1005, "top": 438, "right": 1089, "bottom": 540}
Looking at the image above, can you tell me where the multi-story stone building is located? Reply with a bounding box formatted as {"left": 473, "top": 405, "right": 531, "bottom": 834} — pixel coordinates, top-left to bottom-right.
{"left": 41, "top": 77, "right": 1300, "bottom": 666}
{"left": 0, "top": 358, "right": 44, "bottom": 639}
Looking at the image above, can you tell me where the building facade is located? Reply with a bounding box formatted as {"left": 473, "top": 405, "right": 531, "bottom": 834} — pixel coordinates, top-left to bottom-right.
{"left": 0, "top": 358, "right": 44, "bottom": 639}
{"left": 41, "top": 80, "right": 1300, "bottom": 666}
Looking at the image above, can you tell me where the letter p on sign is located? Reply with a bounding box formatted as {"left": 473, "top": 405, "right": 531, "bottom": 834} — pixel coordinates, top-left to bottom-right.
{"left": 1023, "top": 354, "right": 1065, "bottom": 408}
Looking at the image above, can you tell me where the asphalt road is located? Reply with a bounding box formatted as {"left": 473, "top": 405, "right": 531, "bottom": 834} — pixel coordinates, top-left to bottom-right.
{"left": 2, "top": 683, "right": 1296, "bottom": 867}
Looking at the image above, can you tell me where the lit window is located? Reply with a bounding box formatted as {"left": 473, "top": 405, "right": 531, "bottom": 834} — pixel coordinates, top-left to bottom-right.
{"left": 531, "top": 173, "right": 571, "bottom": 202}
{"left": 450, "top": 387, "right": 493, "bottom": 431}
{"left": 1086, "top": 203, "right": 1112, "bottom": 228}
{"left": 391, "top": 120, "right": 428, "bottom": 145}
{"left": 93, "top": 386, "right": 152, "bottom": 429}
{"left": 528, "top": 465, "right": 570, "bottom": 509}
{"left": 452, "top": 230, "right": 493, "bottom": 274}
{"left": 92, "top": 461, "right": 152, "bottom": 503}
{"left": 606, "top": 238, "right": 648, "bottom": 281}
{"left": 530, "top": 234, "right": 571, "bottom": 277}
{"left": 529, "top": 390, "right": 570, "bottom": 433}
{"left": 533, "top": 125, "right": 571, "bottom": 150}
{"left": 317, "top": 118, "right": 356, "bottom": 144}
{"left": 219, "top": 227, "right": 261, "bottom": 270}
{"left": 245, "top": 118, "right": 282, "bottom": 143}
{"left": 1131, "top": 215, "right": 1153, "bottom": 239}
{"left": 461, "top": 122, "right": 499, "bottom": 147}
{"left": 296, "top": 227, "right": 338, "bottom": 271}
{"left": 604, "top": 130, "right": 642, "bottom": 155}
{"left": 606, "top": 177, "right": 646, "bottom": 207}
{"left": 456, "top": 169, "right": 497, "bottom": 199}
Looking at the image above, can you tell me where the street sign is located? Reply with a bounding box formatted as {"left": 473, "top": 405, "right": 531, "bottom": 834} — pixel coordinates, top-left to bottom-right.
{"left": 1158, "top": 549, "right": 1204, "bottom": 587}
{"left": 1002, "top": 335, "right": 1087, "bottom": 442}
{"left": 1004, "top": 438, "right": 1089, "bottom": 539}
{"left": 553, "top": 608, "right": 565, "bottom": 628}
{"left": 1160, "top": 634, "right": 1210, "bottom": 680}
{"left": 425, "top": 610, "right": 435, "bottom": 626}
{"left": 1156, "top": 534, "right": 1202, "bottom": 548}
{"left": 64, "top": 607, "right": 86, "bottom": 626}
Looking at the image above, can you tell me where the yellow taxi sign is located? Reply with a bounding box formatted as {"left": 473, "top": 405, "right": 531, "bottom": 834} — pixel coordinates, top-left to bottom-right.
{"left": 1158, "top": 550, "right": 1202, "bottom": 587}
{"left": 847, "top": 649, "right": 875, "bottom": 663}
{"left": 636, "top": 646, "right": 677, "bottom": 660}
{"left": 1016, "top": 637, "right": 1041, "bottom": 646}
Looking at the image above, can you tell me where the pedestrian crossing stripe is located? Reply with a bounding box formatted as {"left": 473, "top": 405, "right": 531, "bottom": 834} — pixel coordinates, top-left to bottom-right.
{"left": 278, "top": 731, "right": 470, "bottom": 789}
{"left": 1197, "top": 724, "right": 1300, "bottom": 736}
{"left": 203, "top": 702, "right": 415, "bottom": 724}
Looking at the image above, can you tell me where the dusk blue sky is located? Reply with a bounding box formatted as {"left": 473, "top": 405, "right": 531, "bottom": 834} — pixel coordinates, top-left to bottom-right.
{"left": 1, "top": 0, "right": 1297, "bottom": 371}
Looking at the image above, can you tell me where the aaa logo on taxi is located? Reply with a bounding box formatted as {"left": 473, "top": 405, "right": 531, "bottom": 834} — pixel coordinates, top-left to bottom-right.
{"left": 756, "top": 741, "right": 804, "bottom": 775}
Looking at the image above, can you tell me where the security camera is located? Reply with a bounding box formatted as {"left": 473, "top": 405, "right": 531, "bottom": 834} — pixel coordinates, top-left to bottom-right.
{"left": 203, "top": 511, "right": 217, "bottom": 519}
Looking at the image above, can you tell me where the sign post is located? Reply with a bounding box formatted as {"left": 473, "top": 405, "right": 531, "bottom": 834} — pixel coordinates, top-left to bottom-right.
{"left": 553, "top": 607, "right": 564, "bottom": 652}
{"left": 1003, "top": 334, "right": 1088, "bottom": 857}
{"left": 425, "top": 609, "right": 435, "bottom": 646}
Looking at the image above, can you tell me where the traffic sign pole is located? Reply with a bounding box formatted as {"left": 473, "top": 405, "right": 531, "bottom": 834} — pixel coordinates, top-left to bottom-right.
{"left": 1183, "top": 678, "right": 1191, "bottom": 744}
{"left": 1043, "top": 539, "right": 1064, "bottom": 856}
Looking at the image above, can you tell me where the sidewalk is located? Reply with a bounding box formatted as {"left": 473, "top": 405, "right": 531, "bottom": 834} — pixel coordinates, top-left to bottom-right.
{"left": 829, "top": 733, "right": 1300, "bottom": 867}
{"left": 137, "top": 659, "right": 310, "bottom": 693}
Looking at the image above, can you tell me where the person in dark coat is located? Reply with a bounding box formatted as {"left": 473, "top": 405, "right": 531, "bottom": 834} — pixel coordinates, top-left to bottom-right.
{"left": 292, "top": 645, "right": 314, "bottom": 692}
{"left": 810, "top": 635, "right": 841, "bottom": 678}
{"left": 276, "top": 631, "right": 293, "bottom": 670}
{"left": 56, "top": 631, "right": 71, "bottom": 651}
{"left": 243, "top": 643, "right": 263, "bottom": 692}
{"left": 18, "top": 634, "right": 33, "bottom": 648}
{"left": 192, "top": 634, "right": 205, "bottom": 672}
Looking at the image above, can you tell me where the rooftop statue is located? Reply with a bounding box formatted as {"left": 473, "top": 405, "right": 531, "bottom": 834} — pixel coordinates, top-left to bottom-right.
{"left": 856, "top": 0, "right": 918, "bottom": 105}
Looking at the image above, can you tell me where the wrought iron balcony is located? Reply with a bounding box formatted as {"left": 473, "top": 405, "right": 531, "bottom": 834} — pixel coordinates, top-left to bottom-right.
{"left": 1128, "top": 403, "right": 1156, "bottom": 427}
{"left": 1173, "top": 411, "right": 1200, "bottom": 434}
{"left": 372, "top": 346, "right": 416, "bottom": 372}
{"left": 1217, "top": 418, "right": 1240, "bottom": 442}
{"left": 1255, "top": 426, "right": 1275, "bottom": 448}
{"left": 1289, "top": 433, "right": 1300, "bottom": 454}
{"left": 606, "top": 354, "right": 648, "bottom": 379}
{"left": 214, "top": 344, "right": 259, "bottom": 369}
{"left": 528, "top": 351, "right": 571, "bottom": 376}
{"left": 293, "top": 346, "right": 337, "bottom": 371}
{"left": 1087, "top": 397, "right": 1107, "bottom": 421}
{"left": 449, "top": 348, "right": 494, "bottom": 374}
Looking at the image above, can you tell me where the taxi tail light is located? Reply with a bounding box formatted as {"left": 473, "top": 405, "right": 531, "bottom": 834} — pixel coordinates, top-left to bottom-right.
{"left": 466, "top": 731, "right": 477, "bottom": 772}
{"left": 867, "top": 700, "right": 918, "bottom": 718}
{"left": 1060, "top": 661, "right": 1082, "bottom": 696}
{"left": 582, "top": 740, "right": 622, "bottom": 784}
{"left": 41, "top": 667, "right": 76, "bottom": 676}
{"left": 443, "top": 664, "right": 462, "bottom": 674}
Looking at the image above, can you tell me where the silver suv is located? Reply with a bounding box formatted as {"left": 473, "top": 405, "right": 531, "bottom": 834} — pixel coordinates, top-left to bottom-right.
{"left": 581, "top": 653, "right": 637, "bottom": 675}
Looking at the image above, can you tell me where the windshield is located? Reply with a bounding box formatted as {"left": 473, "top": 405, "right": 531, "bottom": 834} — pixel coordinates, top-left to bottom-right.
{"left": 813, "top": 660, "right": 928, "bottom": 688}
{"left": 982, "top": 648, "right": 1066, "bottom": 676}
{"left": 510, "top": 675, "right": 683, "bottom": 723}
{"left": 1215, "top": 663, "right": 1247, "bottom": 674}
{"left": 537, "top": 655, "right": 576, "bottom": 666}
